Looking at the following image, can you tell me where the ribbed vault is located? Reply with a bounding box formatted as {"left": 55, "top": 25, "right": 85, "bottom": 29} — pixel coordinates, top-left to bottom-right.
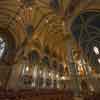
{"left": 0, "top": 0, "right": 74, "bottom": 64}
{"left": 0, "top": 0, "right": 99, "bottom": 65}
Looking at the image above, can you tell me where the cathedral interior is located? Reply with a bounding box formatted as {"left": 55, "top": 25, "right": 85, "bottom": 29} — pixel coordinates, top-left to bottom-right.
{"left": 0, "top": 0, "right": 100, "bottom": 100}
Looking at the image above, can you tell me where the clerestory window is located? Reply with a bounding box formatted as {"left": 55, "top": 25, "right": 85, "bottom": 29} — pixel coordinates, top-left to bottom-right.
{"left": 0, "top": 37, "right": 6, "bottom": 58}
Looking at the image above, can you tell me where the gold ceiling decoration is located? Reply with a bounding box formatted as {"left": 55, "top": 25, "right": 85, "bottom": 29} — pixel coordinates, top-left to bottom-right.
{"left": 0, "top": 0, "right": 100, "bottom": 89}
{"left": 0, "top": 0, "right": 98, "bottom": 64}
{"left": 0, "top": 0, "right": 72, "bottom": 63}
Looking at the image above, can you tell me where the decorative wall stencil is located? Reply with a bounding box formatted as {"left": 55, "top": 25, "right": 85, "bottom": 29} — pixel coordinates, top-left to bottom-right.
{"left": 71, "top": 11, "right": 100, "bottom": 71}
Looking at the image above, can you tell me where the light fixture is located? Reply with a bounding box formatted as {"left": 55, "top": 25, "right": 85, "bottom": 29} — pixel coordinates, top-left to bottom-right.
{"left": 49, "top": 73, "right": 51, "bottom": 77}
{"left": 32, "top": 82, "right": 35, "bottom": 87}
{"left": 93, "top": 46, "right": 99, "bottom": 55}
{"left": 61, "top": 76, "right": 66, "bottom": 80}
{"left": 77, "top": 60, "right": 82, "bottom": 66}
{"left": 62, "top": 21, "right": 65, "bottom": 26}
{"left": 29, "top": 7, "right": 33, "bottom": 10}
{"left": 45, "top": 19, "right": 49, "bottom": 23}
{"left": 16, "top": 16, "right": 21, "bottom": 20}
{"left": 98, "top": 58, "right": 100, "bottom": 64}
{"left": 40, "top": 70, "right": 42, "bottom": 74}
{"left": 33, "top": 65, "right": 38, "bottom": 78}
{"left": 26, "top": 66, "right": 29, "bottom": 72}
{"left": 56, "top": 74, "right": 59, "bottom": 78}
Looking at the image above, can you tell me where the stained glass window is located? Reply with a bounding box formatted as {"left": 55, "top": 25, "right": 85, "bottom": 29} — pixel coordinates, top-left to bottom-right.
{"left": 0, "top": 37, "right": 5, "bottom": 58}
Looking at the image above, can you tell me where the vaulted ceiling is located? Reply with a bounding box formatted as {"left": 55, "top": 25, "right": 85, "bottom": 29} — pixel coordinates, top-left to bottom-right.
{"left": 0, "top": 0, "right": 100, "bottom": 88}
{"left": 0, "top": 0, "right": 100, "bottom": 66}
{"left": 0, "top": 0, "right": 75, "bottom": 64}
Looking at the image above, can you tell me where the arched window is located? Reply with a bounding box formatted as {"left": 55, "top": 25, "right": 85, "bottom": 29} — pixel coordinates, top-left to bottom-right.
{"left": 0, "top": 37, "right": 5, "bottom": 58}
